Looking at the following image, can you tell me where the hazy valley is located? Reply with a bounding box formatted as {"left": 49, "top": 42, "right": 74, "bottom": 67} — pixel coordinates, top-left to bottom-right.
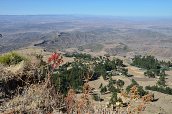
{"left": 1, "top": 15, "right": 172, "bottom": 60}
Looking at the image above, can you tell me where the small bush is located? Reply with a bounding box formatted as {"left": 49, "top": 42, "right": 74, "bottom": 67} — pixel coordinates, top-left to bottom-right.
{"left": 144, "top": 70, "right": 155, "bottom": 78}
{"left": 100, "top": 86, "right": 107, "bottom": 94}
{"left": 0, "top": 52, "right": 25, "bottom": 65}
{"left": 99, "top": 83, "right": 103, "bottom": 89}
{"left": 92, "top": 94, "right": 100, "bottom": 101}
{"left": 126, "top": 79, "right": 148, "bottom": 96}
{"left": 116, "top": 79, "right": 125, "bottom": 88}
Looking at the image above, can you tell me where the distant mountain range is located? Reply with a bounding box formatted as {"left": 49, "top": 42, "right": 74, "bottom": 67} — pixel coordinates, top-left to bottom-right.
{"left": 0, "top": 15, "right": 172, "bottom": 59}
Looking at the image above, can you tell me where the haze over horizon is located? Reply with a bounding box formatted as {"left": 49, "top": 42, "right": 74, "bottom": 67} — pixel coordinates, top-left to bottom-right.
{"left": 0, "top": 0, "right": 172, "bottom": 17}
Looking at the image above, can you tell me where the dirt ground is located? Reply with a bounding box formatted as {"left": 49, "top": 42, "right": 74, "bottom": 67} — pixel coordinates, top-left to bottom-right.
{"left": 127, "top": 65, "right": 172, "bottom": 114}
{"left": 88, "top": 56, "right": 172, "bottom": 114}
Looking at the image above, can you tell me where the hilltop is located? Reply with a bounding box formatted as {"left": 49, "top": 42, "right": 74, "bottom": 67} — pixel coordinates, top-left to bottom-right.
{"left": 0, "top": 46, "right": 172, "bottom": 113}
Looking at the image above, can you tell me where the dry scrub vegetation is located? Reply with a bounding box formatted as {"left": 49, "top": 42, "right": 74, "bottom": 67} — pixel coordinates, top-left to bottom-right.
{"left": 0, "top": 50, "right": 171, "bottom": 114}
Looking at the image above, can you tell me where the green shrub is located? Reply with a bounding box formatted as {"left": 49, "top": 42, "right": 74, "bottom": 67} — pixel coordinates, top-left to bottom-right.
{"left": 92, "top": 94, "right": 100, "bottom": 101}
{"left": 157, "top": 75, "right": 166, "bottom": 87}
{"left": 144, "top": 70, "right": 155, "bottom": 78}
{"left": 100, "top": 86, "right": 107, "bottom": 94}
{"left": 99, "top": 83, "right": 103, "bottom": 89}
{"left": 109, "top": 92, "right": 117, "bottom": 107}
{"left": 0, "top": 52, "right": 25, "bottom": 65}
{"left": 116, "top": 79, "right": 125, "bottom": 88}
{"left": 126, "top": 79, "right": 148, "bottom": 96}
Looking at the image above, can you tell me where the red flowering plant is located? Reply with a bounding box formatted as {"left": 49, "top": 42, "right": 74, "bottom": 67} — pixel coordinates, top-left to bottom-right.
{"left": 46, "top": 51, "right": 63, "bottom": 87}
{"left": 48, "top": 52, "right": 63, "bottom": 71}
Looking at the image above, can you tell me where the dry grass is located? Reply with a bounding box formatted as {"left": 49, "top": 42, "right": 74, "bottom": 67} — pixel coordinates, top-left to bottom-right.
{"left": 1, "top": 83, "right": 61, "bottom": 113}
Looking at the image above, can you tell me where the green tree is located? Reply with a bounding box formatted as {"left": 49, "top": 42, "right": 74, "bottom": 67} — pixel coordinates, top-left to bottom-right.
{"left": 116, "top": 79, "right": 125, "bottom": 89}
{"left": 121, "top": 68, "right": 128, "bottom": 76}
{"left": 109, "top": 92, "right": 117, "bottom": 110}
{"left": 100, "top": 86, "right": 107, "bottom": 94}
{"left": 126, "top": 79, "right": 148, "bottom": 96}
{"left": 99, "top": 83, "right": 103, "bottom": 89}
{"left": 144, "top": 70, "right": 155, "bottom": 78}
{"left": 157, "top": 75, "right": 166, "bottom": 87}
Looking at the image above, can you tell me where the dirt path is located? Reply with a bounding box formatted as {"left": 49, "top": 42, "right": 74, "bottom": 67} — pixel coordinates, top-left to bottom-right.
{"left": 127, "top": 66, "right": 144, "bottom": 77}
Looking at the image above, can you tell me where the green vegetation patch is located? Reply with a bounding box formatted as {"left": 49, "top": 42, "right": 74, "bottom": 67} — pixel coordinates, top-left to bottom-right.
{"left": 92, "top": 94, "right": 100, "bottom": 101}
{"left": 64, "top": 53, "right": 92, "bottom": 60}
{"left": 131, "top": 55, "right": 172, "bottom": 77}
{"left": 53, "top": 61, "right": 89, "bottom": 95}
{"left": 0, "top": 52, "right": 26, "bottom": 65}
{"left": 126, "top": 79, "right": 148, "bottom": 96}
{"left": 145, "top": 85, "right": 172, "bottom": 95}
{"left": 145, "top": 74, "right": 172, "bottom": 95}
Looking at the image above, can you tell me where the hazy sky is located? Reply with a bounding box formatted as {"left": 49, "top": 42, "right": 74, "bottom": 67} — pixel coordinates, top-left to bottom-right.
{"left": 0, "top": 0, "right": 172, "bottom": 17}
